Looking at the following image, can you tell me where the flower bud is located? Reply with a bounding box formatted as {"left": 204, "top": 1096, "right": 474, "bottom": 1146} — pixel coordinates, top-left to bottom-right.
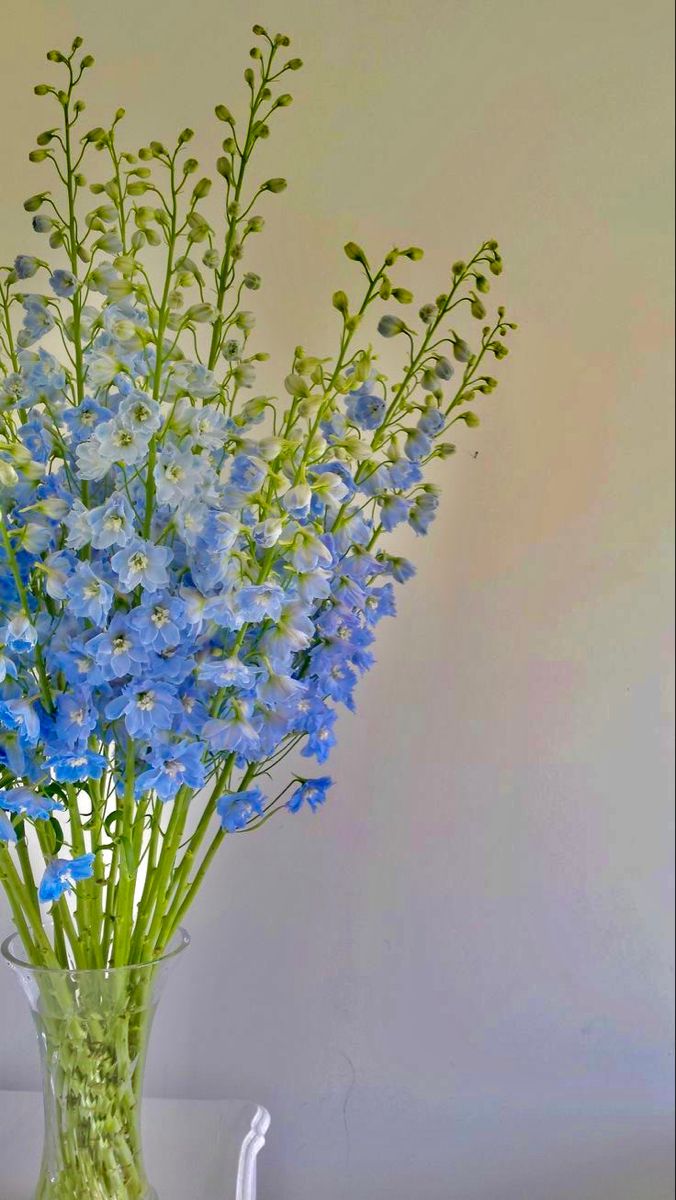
{"left": 34, "top": 84, "right": 50, "bottom": 96}
{"left": 402, "top": 246, "right": 424, "bottom": 260}
{"left": 344, "top": 241, "right": 369, "bottom": 267}
{"left": 24, "top": 194, "right": 46, "bottom": 212}
{"left": 392, "top": 287, "right": 413, "bottom": 304}
{"left": 215, "top": 104, "right": 235, "bottom": 123}
{"left": 377, "top": 314, "right": 406, "bottom": 338}
{"left": 263, "top": 177, "right": 287, "bottom": 193}
{"left": 192, "top": 177, "right": 212, "bottom": 199}
{"left": 286, "top": 58, "right": 303, "bottom": 70}
{"left": 332, "top": 290, "right": 349, "bottom": 316}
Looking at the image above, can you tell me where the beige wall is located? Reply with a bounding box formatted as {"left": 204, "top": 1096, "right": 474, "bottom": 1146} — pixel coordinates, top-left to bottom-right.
{"left": 1, "top": 2, "right": 674, "bottom": 1197}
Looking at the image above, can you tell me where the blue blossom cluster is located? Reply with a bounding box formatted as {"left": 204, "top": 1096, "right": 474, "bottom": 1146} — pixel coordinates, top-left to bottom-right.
{"left": 0, "top": 298, "right": 448, "bottom": 853}
{"left": 0, "top": 31, "right": 512, "bottom": 921}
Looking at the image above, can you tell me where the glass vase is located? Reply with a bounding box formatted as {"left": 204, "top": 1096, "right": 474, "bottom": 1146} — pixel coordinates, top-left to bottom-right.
{"left": 2, "top": 929, "right": 190, "bottom": 1200}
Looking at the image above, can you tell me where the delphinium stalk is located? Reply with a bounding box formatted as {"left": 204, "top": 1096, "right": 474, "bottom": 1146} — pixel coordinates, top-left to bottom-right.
{"left": 0, "top": 35, "right": 516, "bottom": 1166}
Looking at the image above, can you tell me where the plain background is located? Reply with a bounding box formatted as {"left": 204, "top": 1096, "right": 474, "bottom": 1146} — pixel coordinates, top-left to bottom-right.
{"left": 0, "top": 2, "right": 674, "bottom": 1197}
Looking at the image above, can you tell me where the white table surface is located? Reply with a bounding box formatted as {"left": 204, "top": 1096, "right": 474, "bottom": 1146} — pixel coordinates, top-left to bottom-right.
{"left": 0, "top": 1090, "right": 270, "bottom": 1200}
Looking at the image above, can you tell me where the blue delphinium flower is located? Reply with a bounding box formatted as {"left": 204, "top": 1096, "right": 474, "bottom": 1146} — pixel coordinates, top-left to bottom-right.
{"left": 88, "top": 613, "right": 148, "bottom": 679}
{"left": 49, "top": 269, "right": 78, "bottom": 298}
{"left": 47, "top": 751, "right": 109, "bottom": 782}
{"left": 68, "top": 562, "right": 114, "bottom": 625}
{"left": 417, "top": 406, "right": 445, "bottom": 436}
{"left": 0, "top": 787, "right": 64, "bottom": 820}
{"left": 14, "top": 255, "right": 40, "bottom": 280}
{"left": 128, "top": 592, "right": 186, "bottom": 649}
{"left": 345, "top": 384, "right": 385, "bottom": 431}
{"left": 111, "top": 538, "right": 172, "bottom": 593}
{"left": 136, "top": 741, "right": 205, "bottom": 802}
{"left": 287, "top": 776, "right": 332, "bottom": 813}
{"left": 404, "top": 428, "right": 432, "bottom": 462}
{"left": 0, "top": 698, "right": 41, "bottom": 744}
{"left": 4, "top": 614, "right": 38, "bottom": 653}
{"left": 230, "top": 453, "right": 267, "bottom": 493}
{"left": 379, "top": 494, "right": 410, "bottom": 531}
{"left": 217, "top": 787, "right": 264, "bottom": 832}
{"left": 39, "top": 854, "right": 95, "bottom": 903}
{"left": 105, "top": 680, "right": 181, "bottom": 738}
{"left": 88, "top": 494, "right": 136, "bottom": 549}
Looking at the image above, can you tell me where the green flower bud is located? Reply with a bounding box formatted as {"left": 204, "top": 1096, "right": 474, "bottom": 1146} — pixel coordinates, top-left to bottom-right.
{"left": 34, "top": 84, "right": 50, "bottom": 96}
{"left": 263, "top": 177, "right": 287, "bottom": 193}
{"left": 436, "top": 443, "right": 456, "bottom": 459}
{"left": 457, "top": 411, "right": 480, "bottom": 427}
{"left": 202, "top": 248, "right": 220, "bottom": 268}
{"left": 392, "top": 287, "right": 413, "bottom": 304}
{"left": 419, "top": 303, "right": 436, "bottom": 324}
{"left": 245, "top": 215, "right": 265, "bottom": 233}
{"left": 243, "top": 272, "right": 261, "bottom": 290}
{"left": 36, "top": 130, "right": 55, "bottom": 146}
{"left": 81, "top": 54, "right": 95, "bottom": 68}
{"left": 29, "top": 149, "right": 48, "bottom": 162}
{"left": 489, "top": 258, "right": 503, "bottom": 275}
{"left": 217, "top": 156, "right": 233, "bottom": 182}
{"left": 24, "top": 194, "right": 46, "bottom": 212}
{"left": 379, "top": 277, "right": 392, "bottom": 300}
{"left": 286, "top": 58, "right": 303, "bottom": 70}
{"left": 183, "top": 158, "right": 198, "bottom": 174}
{"left": 344, "top": 241, "right": 369, "bottom": 267}
{"left": 46, "top": 50, "right": 65, "bottom": 62}
{"left": 244, "top": 68, "right": 255, "bottom": 85}
{"left": 178, "top": 128, "right": 195, "bottom": 144}
{"left": 192, "top": 177, "right": 212, "bottom": 199}
{"left": 332, "top": 290, "right": 349, "bottom": 316}
{"left": 284, "top": 373, "right": 309, "bottom": 397}
{"left": 451, "top": 260, "right": 466, "bottom": 276}
{"left": 215, "top": 104, "right": 235, "bottom": 124}
{"left": 235, "top": 310, "right": 255, "bottom": 332}
{"left": 475, "top": 274, "right": 490, "bottom": 294}
{"left": 470, "top": 297, "right": 486, "bottom": 320}
{"left": 252, "top": 23, "right": 267, "bottom": 35}
{"left": 402, "top": 246, "right": 424, "bottom": 260}
{"left": 185, "top": 303, "right": 215, "bottom": 323}
{"left": 452, "top": 337, "right": 472, "bottom": 363}
{"left": 276, "top": 93, "right": 293, "bottom": 107}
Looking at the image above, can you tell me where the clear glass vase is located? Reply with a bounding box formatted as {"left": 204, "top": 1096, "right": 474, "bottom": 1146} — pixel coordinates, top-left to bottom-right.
{"left": 2, "top": 929, "right": 190, "bottom": 1200}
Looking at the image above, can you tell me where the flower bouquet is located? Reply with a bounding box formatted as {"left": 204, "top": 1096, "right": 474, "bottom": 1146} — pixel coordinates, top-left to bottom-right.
{"left": 0, "top": 22, "right": 515, "bottom": 1199}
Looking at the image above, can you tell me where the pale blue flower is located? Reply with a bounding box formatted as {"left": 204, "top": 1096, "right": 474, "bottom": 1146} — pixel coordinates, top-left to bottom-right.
{"left": 47, "top": 751, "right": 108, "bottom": 782}
{"left": 287, "top": 776, "right": 332, "bottom": 812}
{"left": 217, "top": 787, "right": 264, "bottom": 832}
{"left": 49, "top": 269, "right": 78, "bottom": 298}
{"left": 111, "top": 538, "right": 172, "bottom": 593}
{"left": 14, "top": 255, "right": 39, "bottom": 280}
{"left": 69, "top": 563, "right": 114, "bottom": 625}
{"left": 4, "top": 614, "right": 38, "bottom": 653}
{"left": 0, "top": 787, "right": 64, "bottom": 821}
{"left": 39, "top": 854, "right": 95, "bottom": 903}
